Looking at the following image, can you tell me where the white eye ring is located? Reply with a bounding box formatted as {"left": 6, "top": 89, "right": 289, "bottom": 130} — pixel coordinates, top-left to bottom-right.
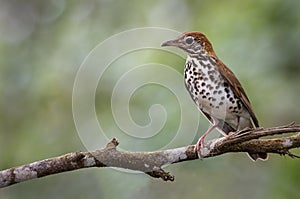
{"left": 184, "top": 36, "right": 194, "bottom": 45}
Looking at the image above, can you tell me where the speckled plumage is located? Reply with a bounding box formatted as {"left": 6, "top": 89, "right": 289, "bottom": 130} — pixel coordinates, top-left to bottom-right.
{"left": 162, "top": 32, "right": 267, "bottom": 161}
{"left": 184, "top": 54, "right": 252, "bottom": 130}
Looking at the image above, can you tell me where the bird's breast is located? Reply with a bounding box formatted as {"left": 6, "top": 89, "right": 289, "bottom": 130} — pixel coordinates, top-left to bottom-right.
{"left": 184, "top": 56, "right": 247, "bottom": 121}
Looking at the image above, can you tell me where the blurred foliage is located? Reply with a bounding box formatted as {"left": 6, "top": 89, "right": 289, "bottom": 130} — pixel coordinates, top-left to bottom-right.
{"left": 1, "top": 0, "right": 300, "bottom": 199}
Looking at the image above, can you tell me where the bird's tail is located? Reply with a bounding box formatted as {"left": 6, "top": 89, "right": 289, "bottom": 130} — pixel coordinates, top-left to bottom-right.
{"left": 247, "top": 152, "right": 268, "bottom": 161}
{"left": 247, "top": 119, "right": 268, "bottom": 161}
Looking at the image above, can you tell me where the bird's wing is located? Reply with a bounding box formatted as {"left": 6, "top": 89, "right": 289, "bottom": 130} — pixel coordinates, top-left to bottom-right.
{"left": 216, "top": 59, "right": 259, "bottom": 127}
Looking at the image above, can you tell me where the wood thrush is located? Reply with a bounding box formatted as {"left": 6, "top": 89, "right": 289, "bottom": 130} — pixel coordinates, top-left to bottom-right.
{"left": 162, "top": 32, "right": 268, "bottom": 161}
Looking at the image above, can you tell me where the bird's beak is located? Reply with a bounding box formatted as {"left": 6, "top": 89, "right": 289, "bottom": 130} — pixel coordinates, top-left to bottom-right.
{"left": 161, "top": 39, "right": 179, "bottom": 47}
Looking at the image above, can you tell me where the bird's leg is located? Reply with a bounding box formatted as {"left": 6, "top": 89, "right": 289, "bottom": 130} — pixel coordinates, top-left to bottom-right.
{"left": 236, "top": 117, "right": 251, "bottom": 134}
{"left": 194, "top": 121, "right": 219, "bottom": 155}
{"left": 237, "top": 116, "right": 241, "bottom": 131}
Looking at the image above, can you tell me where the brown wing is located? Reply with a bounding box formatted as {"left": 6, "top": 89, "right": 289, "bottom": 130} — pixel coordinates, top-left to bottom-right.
{"left": 215, "top": 59, "right": 259, "bottom": 127}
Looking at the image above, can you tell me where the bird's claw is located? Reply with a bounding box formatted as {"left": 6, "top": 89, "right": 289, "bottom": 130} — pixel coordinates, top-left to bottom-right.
{"left": 194, "top": 138, "right": 205, "bottom": 159}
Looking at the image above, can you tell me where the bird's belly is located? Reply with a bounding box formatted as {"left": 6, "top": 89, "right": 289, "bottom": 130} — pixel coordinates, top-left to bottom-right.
{"left": 198, "top": 95, "right": 236, "bottom": 120}
{"left": 185, "top": 75, "right": 245, "bottom": 120}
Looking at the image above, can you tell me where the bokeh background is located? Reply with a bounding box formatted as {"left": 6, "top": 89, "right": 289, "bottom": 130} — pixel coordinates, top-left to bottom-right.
{"left": 1, "top": 0, "right": 300, "bottom": 198}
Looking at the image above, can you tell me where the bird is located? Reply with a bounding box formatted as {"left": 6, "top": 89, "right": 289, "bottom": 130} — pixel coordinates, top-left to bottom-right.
{"left": 161, "top": 32, "right": 268, "bottom": 161}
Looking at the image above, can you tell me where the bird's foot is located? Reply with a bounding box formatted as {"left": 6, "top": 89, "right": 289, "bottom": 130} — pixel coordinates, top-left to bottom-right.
{"left": 194, "top": 124, "right": 218, "bottom": 159}
{"left": 194, "top": 137, "right": 205, "bottom": 159}
{"left": 237, "top": 127, "right": 251, "bottom": 134}
{"left": 233, "top": 127, "right": 253, "bottom": 138}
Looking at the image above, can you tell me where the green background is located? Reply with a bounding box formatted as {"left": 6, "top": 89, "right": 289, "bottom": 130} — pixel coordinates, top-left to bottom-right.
{"left": 1, "top": 0, "right": 300, "bottom": 198}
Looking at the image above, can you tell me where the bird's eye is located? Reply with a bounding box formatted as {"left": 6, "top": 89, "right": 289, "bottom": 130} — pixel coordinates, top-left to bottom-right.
{"left": 184, "top": 36, "right": 194, "bottom": 45}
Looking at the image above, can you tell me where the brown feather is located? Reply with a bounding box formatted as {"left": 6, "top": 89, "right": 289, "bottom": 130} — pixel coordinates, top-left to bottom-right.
{"left": 216, "top": 60, "right": 259, "bottom": 127}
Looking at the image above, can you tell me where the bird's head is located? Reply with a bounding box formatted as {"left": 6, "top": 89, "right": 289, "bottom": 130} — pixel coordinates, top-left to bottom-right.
{"left": 161, "top": 32, "right": 215, "bottom": 56}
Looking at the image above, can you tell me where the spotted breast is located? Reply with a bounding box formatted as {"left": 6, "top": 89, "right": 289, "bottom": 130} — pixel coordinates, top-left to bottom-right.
{"left": 184, "top": 55, "right": 251, "bottom": 129}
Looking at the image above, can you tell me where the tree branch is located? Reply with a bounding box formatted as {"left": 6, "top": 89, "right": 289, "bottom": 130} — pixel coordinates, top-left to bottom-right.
{"left": 1, "top": 123, "right": 300, "bottom": 188}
